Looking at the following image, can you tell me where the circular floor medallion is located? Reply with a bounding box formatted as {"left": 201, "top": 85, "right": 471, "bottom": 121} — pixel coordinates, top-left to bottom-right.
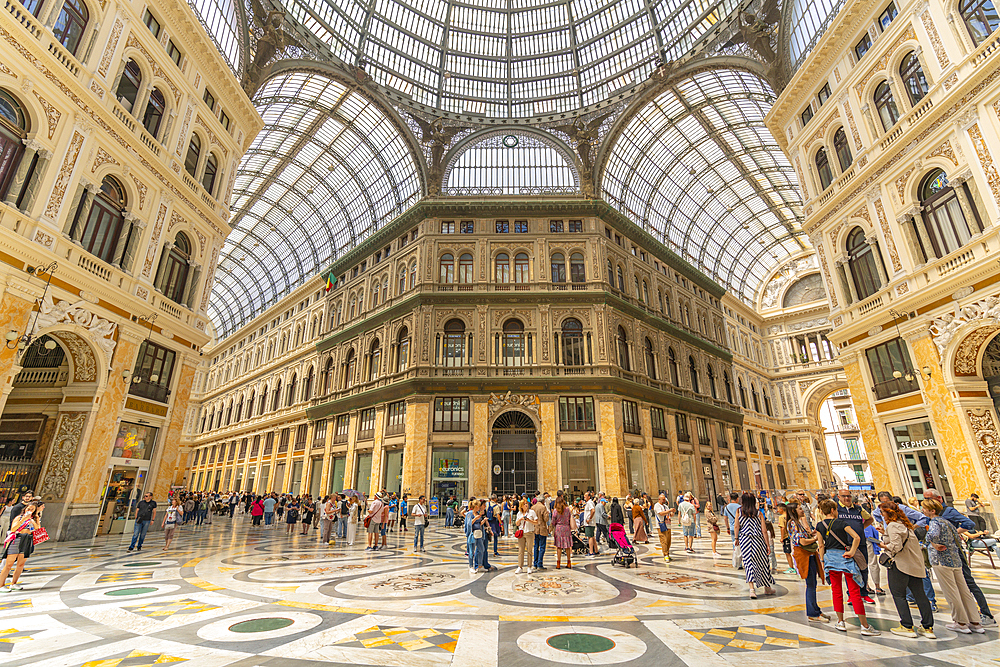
{"left": 123, "top": 561, "right": 160, "bottom": 568}
{"left": 229, "top": 617, "right": 294, "bottom": 633}
{"left": 547, "top": 633, "right": 616, "bottom": 653}
{"left": 104, "top": 587, "right": 158, "bottom": 596}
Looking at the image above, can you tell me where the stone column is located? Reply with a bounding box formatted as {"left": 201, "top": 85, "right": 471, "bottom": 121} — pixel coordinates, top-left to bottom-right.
{"left": 401, "top": 399, "right": 430, "bottom": 498}
{"left": 949, "top": 171, "right": 983, "bottom": 235}
{"left": 19, "top": 148, "right": 52, "bottom": 213}
{"left": 538, "top": 399, "right": 558, "bottom": 494}
{"left": 111, "top": 213, "right": 137, "bottom": 267}
{"left": 120, "top": 217, "right": 147, "bottom": 274}
{"left": 597, "top": 396, "right": 626, "bottom": 497}
{"left": 41, "top": 0, "right": 67, "bottom": 28}
{"left": 0, "top": 290, "right": 34, "bottom": 416}
{"left": 835, "top": 258, "right": 858, "bottom": 303}
{"left": 866, "top": 235, "right": 890, "bottom": 286}
{"left": 3, "top": 140, "right": 40, "bottom": 204}
{"left": 906, "top": 204, "right": 936, "bottom": 259}
{"left": 470, "top": 400, "right": 490, "bottom": 497}
{"left": 368, "top": 407, "right": 385, "bottom": 490}
{"left": 840, "top": 352, "right": 897, "bottom": 492}
{"left": 153, "top": 242, "right": 173, "bottom": 290}
{"left": 896, "top": 210, "right": 927, "bottom": 264}
{"left": 151, "top": 358, "right": 197, "bottom": 499}
{"left": 183, "top": 264, "right": 202, "bottom": 308}
{"left": 69, "top": 182, "right": 99, "bottom": 241}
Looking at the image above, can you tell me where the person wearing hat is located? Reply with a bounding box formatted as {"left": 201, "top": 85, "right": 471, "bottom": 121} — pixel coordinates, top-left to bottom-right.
{"left": 678, "top": 492, "right": 698, "bottom": 553}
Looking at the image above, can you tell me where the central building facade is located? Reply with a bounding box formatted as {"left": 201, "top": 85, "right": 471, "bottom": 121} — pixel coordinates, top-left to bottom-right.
{"left": 186, "top": 198, "right": 808, "bottom": 502}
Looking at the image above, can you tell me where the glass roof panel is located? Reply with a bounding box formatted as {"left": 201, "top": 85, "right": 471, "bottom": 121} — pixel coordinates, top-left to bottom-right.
{"left": 789, "top": 0, "right": 846, "bottom": 67}
{"left": 602, "top": 69, "right": 805, "bottom": 302}
{"left": 207, "top": 72, "right": 422, "bottom": 338}
{"left": 444, "top": 132, "right": 578, "bottom": 194}
{"left": 186, "top": 0, "right": 243, "bottom": 75}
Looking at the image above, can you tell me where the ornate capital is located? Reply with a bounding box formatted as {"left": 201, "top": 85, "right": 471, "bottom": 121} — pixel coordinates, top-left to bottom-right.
{"left": 38, "top": 149, "right": 53, "bottom": 160}
{"left": 950, "top": 168, "right": 974, "bottom": 185}
{"left": 896, "top": 204, "right": 921, "bottom": 222}
{"left": 866, "top": 186, "right": 882, "bottom": 202}
{"left": 865, "top": 234, "right": 880, "bottom": 246}
{"left": 24, "top": 138, "right": 43, "bottom": 153}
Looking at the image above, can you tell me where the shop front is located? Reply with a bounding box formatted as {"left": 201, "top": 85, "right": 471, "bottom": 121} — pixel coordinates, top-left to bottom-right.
{"left": 702, "top": 457, "right": 717, "bottom": 502}
{"left": 98, "top": 422, "right": 158, "bottom": 536}
{"left": 355, "top": 452, "right": 373, "bottom": 495}
{"left": 384, "top": 449, "right": 403, "bottom": 495}
{"left": 431, "top": 449, "right": 468, "bottom": 504}
{"left": 561, "top": 448, "right": 597, "bottom": 501}
{"left": 888, "top": 418, "right": 954, "bottom": 505}
{"left": 328, "top": 456, "right": 346, "bottom": 495}
{"left": 654, "top": 451, "right": 672, "bottom": 496}
{"left": 625, "top": 448, "right": 644, "bottom": 493}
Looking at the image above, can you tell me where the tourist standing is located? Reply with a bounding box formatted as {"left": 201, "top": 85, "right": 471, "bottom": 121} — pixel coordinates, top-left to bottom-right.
{"left": 0, "top": 503, "right": 38, "bottom": 591}
{"left": 836, "top": 490, "right": 874, "bottom": 604}
{"left": 724, "top": 491, "right": 743, "bottom": 568}
{"left": 515, "top": 498, "right": 537, "bottom": 574}
{"left": 128, "top": 492, "right": 157, "bottom": 552}
{"left": 679, "top": 493, "right": 697, "bottom": 553}
{"left": 734, "top": 492, "right": 775, "bottom": 599}
{"left": 654, "top": 493, "right": 674, "bottom": 562}
{"left": 595, "top": 495, "right": 610, "bottom": 549}
{"left": 412, "top": 495, "right": 427, "bottom": 551}
{"left": 320, "top": 496, "right": 336, "bottom": 543}
{"left": 465, "top": 499, "right": 485, "bottom": 573}
{"left": 922, "top": 499, "right": 985, "bottom": 634}
{"left": 705, "top": 501, "right": 721, "bottom": 555}
{"left": 787, "top": 501, "right": 827, "bottom": 623}
{"left": 346, "top": 497, "right": 359, "bottom": 545}
{"left": 251, "top": 497, "right": 263, "bottom": 526}
{"left": 161, "top": 499, "right": 181, "bottom": 551}
{"left": 815, "top": 499, "right": 879, "bottom": 635}
{"left": 284, "top": 498, "right": 300, "bottom": 535}
{"left": 632, "top": 496, "right": 649, "bottom": 544}
{"left": 262, "top": 494, "right": 276, "bottom": 527}
{"left": 487, "top": 495, "right": 502, "bottom": 557}
{"left": 878, "top": 501, "right": 934, "bottom": 639}
{"left": 552, "top": 494, "right": 574, "bottom": 569}
{"left": 532, "top": 495, "right": 550, "bottom": 569}
{"left": 365, "top": 493, "right": 385, "bottom": 550}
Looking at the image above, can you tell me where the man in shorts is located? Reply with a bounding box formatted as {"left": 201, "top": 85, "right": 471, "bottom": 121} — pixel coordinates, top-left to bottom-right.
{"left": 583, "top": 492, "right": 598, "bottom": 556}
{"left": 366, "top": 492, "right": 385, "bottom": 551}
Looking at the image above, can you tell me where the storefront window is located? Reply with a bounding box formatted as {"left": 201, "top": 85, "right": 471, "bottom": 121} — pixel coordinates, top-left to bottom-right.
{"left": 385, "top": 450, "right": 403, "bottom": 494}
{"left": 259, "top": 465, "right": 270, "bottom": 493}
{"left": 112, "top": 422, "right": 158, "bottom": 461}
{"left": 328, "top": 457, "right": 346, "bottom": 495}
{"left": 625, "top": 448, "right": 644, "bottom": 494}
{"left": 561, "top": 449, "right": 596, "bottom": 500}
{"left": 889, "top": 420, "right": 954, "bottom": 504}
{"left": 355, "top": 453, "right": 373, "bottom": 495}
{"left": 654, "top": 451, "right": 672, "bottom": 495}
{"left": 431, "top": 449, "right": 468, "bottom": 503}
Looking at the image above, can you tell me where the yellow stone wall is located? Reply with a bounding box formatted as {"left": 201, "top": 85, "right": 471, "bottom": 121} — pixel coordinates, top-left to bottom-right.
{"left": 598, "top": 400, "right": 626, "bottom": 497}
{"left": 401, "top": 401, "right": 429, "bottom": 497}
{"left": 538, "top": 400, "right": 558, "bottom": 493}
{"left": 152, "top": 361, "right": 197, "bottom": 499}
{"left": 471, "top": 401, "right": 490, "bottom": 497}
{"left": 842, "top": 358, "right": 894, "bottom": 491}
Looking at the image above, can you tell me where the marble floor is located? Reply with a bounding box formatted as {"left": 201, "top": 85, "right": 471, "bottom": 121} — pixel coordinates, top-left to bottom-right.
{"left": 2, "top": 515, "right": 999, "bottom": 666}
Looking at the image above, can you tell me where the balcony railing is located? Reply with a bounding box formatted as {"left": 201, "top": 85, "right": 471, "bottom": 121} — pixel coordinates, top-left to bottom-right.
{"left": 872, "top": 377, "right": 919, "bottom": 401}
{"left": 129, "top": 381, "right": 171, "bottom": 403}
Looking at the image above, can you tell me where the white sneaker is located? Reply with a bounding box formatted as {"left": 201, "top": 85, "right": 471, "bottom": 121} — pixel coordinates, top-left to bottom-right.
{"left": 470, "top": 568, "right": 478, "bottom": 575}
{"left": 946, "top": 623, "right": 972, "bottom": 634}
{"left": 527, "top": 567, "right": 533, "bottom": 574}
{"left": 860, "top": 625, "right": 881, "bottom": 637}
{"left": 835, "top": 621, "right": 847, "bottom": 632}
{"left": 515, "top": 567, "right": 522, "bottom": 574}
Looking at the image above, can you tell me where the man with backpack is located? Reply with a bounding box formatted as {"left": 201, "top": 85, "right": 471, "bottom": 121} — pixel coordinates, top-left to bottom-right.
{"left": 723, "top": 491, "right": 743, "bottom": 569}
{"left": 487, "top": 494, "right": 502, "bottom": 557}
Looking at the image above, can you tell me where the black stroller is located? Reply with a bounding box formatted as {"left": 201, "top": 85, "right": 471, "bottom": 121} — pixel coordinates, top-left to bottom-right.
{"left": 609, "top": 522, "right": 638, "bottom": 567}
{"left": 571, "top": 531, "right": 589, "bottom": 555}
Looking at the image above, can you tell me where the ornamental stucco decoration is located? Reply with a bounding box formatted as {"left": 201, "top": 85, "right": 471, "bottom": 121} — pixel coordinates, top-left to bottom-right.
{"left": 488, "top": 391, "right": 540, "bottom": 418}
{"left": 39, "top": 412, "right": 88, "bottom": 500}
{"left": 928, "top": 292, "right": 1000, "bottom": 359}
{"left": 32, "top": 294, "right": 118, "bottom": 367}
{"left": 760, "top": 256, "right": 818, "bottom": 309}
{"left": 967, "top": 408, "right": 1000, "bottom": 495}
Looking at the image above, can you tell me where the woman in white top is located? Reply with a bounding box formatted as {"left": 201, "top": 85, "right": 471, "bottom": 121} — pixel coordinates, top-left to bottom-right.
{"left": 346, "top": 497, "right": 359, "bottom": 546}
{"left": 515, "top": 498, "right": 537, "bottom": 574}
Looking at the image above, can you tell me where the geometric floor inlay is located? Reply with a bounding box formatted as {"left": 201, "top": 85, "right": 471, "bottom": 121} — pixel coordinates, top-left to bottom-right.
{"left": 97, "top": 571, "right": 154, "bottom": 583}
{"left": 685, "top": 625, "right": 832, "bottom": 653}
{"left": 0, "top": 628, "right": 38, "bottom": 651}
{"left": 124, "top": 598, "right": 222, "bottom": 619}
{"left": 77, "top": 649, "right": 187, "bottom": 667}
{"left": 332, "top": 625, "right": 460, "bottom": 652}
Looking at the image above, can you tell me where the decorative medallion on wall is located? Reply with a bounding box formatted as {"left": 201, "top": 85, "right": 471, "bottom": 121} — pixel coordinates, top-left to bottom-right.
{"left": 488, "top": 391, "right": 540, "bottom": 418}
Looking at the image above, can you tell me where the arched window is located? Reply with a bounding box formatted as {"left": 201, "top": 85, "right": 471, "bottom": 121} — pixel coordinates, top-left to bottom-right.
{"left": 21, "top": 0, "right": 41, "bottom": 15}
{"left": 184, "top": 134, "right": 201, "bottom": 177}
{"left": 738, "top": 379, "right": 748, "bottom": 408}
{"left": 960, "top": 0, "right": 1000, "bottom": 45}
{"left": 751, "top": 384, "right": 760, "bottom": 412}
{"left": 409, "top": 262, "right": 417, "bottom": 289}
{"left": 443, "top": 319, "right": 465, "bottom": 368}
{"left": 142, "top": 88, "right": 166, "bottom": 138}
{"left": 724, "top": 372, "right": 733, "bottom": 404}
{"left": 495, "top": 253, "right": 510, "bottom": 283}
{"left": 78, "top": 177, "right": 126, "bottom": 264}
{"left": 258, "top": 386, "right": 268, "bottom": 415}
{"left": 874, "top": 81, "right": 899, "bottom": 131}
{"left": 707, "top": 364, "right": 717, "bottom": 399}
{"left": 202, "top": 153, "right": 219, "bottom": 195}
{"left": 303, "top": 366, "right": 314, "bottom": 401}
{"left": 846, "top": 227, "right": 881, "bottom": 300}
{"left": 0, "top": 90, "right": 28, "bottom": 202}
{"left": 398, "top": 267, "right": 406, "bottom": 294}
{"left": 53, "top": 0, "right": 89, "bottom": 56}
{"left": 115, "top": 59, "right": 142, "bottom": 112}
{"left": 763, "top": 391, "right": 773, "bottom": 417}
{"left": 834, "top": 127, "right": 852, "bottom": 172}
{"left": 816, "top": 147, "right": 833, "bottom": 190}
{"left": 371, "top": 281, "right": 380, "bottom": 307}
{"left": 310, "top": 318, "right": 318, "bottom": 339}
{"left": 570, "top": 253, "right": 585, "bottom": 282}
{"left": 667, "top": 347, "right": 679, "bottom": 385}
{"left": 561, "top": 318, "right": 584, "bottom": 366}
{"left": 294, "top": 326, "right": 302, "bottom": 348}
{"left": 607, "top": 260, "right": 614, "bottom": 284}
{"left": 349, "top": 298, "right": 356, "bottom": 319}
{"left": 514, "top": 253, "right": 529, "bottom": 283}
{"left": 689, "top": 356, "right": 699, "bottom": 394}
{"left": 634, "top": 276, "right": 640, "bottom": 299}
{"left": 323, "top": 358, "right": 334, "bottom": 394}
{"left": 342, "top": 350, "right": 356, "bottom": 389}
{"left": 502, "top": 319, "right": 525, "bottom": 367}
{"left": 271, "top": 379, "right": 282, "bottom": 411}
{"left": 159, "top": 232, "right": 191, "bottom": 304}
{"left": 642, "top": 281, "right": 649, "bottom": 304}
{"left": 551, "top": 253, "right": 566, "bottom": 283}
{"left": 920, "top": 169, "right": 976, "bottom": 258}
{"left": 616, "top": 326, "right": 630, "bottom": 371}
{"left": 397, "top": 326, "right": 410, "bottom": 372}
{"left": 644, "top": 338, "right": 656, "bottom": 379}
{"left": 439, "top": 253, "right": 454, "bottom": 283}
{"left": 246, "top": 391, "right": 254, "bottom": 419}
{"left": 287, "top": 373, "right": 297, "bottom": 407}
{"left": 369, "top": 339, "right": 381, "bottom": 381}
{"left": 458, "top": 253, "right": 473, "bottom": 283}
{"left": 617, "top": 266, "right": 625, "bottom": 291}
{"left": 899, "top": 51, "right": 928, "bottom": 106}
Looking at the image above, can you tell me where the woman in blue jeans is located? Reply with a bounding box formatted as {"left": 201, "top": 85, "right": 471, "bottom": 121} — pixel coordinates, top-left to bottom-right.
{"left": 465, "top": 499, "right": 485, "bottom": 573}
{"left": 412, "top": 496, "right": 427, "bottom": 551}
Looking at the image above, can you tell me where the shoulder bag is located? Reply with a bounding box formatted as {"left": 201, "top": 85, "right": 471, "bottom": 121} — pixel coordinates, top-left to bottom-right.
{"left": 879, "top": 528, "right": 908, "bottom": 568}
{"left": 32, "top": 527, "right": 49, "bottom": 545}
{"left": 824, "top": 518, "right": 868, "bottom": 570}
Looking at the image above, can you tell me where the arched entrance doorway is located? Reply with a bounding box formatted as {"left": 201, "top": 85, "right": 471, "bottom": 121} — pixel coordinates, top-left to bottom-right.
{"left": 983, "top": 334, "right": 1000, "bottom": 415}
{"left": 490, "top": 410, "right": 537, "bottom": 496}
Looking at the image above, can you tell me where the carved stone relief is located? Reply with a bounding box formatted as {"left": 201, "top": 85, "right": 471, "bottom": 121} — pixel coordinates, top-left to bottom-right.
{"left": 967, "top": 409, "right": 1000, "bottom": 495}
{"left": 33, "top": 295, "right": 118, "bottom": 367}
{"left": 488, "top": 392, "right": 540, "bottom": 418}
{"left": 44, "top": 131, "right": 84, "bottom": 219}
{"left": 39, "top": 412, "right": 89, "bottom": 500}
{"left": 32, "top": 91, "right": 60, "bottom": 139}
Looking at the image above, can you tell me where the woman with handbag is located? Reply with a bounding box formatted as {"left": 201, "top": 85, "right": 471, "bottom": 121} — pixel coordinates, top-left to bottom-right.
{"left": 347, "top": 497, "right": 359, "bottom": 546}
{"left": 878, "top": 501, "right": 934, "bottom": 638}
{"left": 631, "top": 499, "right": 649, "bottom": 544}
{"left": 816, "top": 499, "right": 880, "bottom": 635}
{"left": 514, "top": 498, "right": 537, "bottom": 574}
{"left": 922, "top": 499, "right": 984, "bottom": 634}
{"left": 787, "top": 501, "right": 827, "bottom": 623}
{"left": 734, "top": 492, "right": 775, "bottom": 598}
{"left": 0, "top": 503, "right": 40, "bottom": 592}
{"left": 465, "top": 499, "right": 486, "bottom": 574}
{"left": 552, "top": 495, "right": 575, "bottom": 569}
{"left": 705, "top": 501, "right": 722, "bottom": 556}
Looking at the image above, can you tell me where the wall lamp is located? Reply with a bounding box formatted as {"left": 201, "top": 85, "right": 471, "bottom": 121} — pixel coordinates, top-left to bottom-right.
{"left": 6, "top": 262, "right": 59, "bottom": 355}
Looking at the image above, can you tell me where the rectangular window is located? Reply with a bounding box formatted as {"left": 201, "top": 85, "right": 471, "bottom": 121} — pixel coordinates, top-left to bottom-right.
{"left": 569, "top": 220, "right": 583, "bottom": 232}
{"left": 333, "top": 414, "right": 350, "bottom": 443}
{"left": 513, "top": 220, "right": 528, "bottom": 233}
{"left": 772, "top": 435, "right": 781, "bottom": 457}
{"left": 219, "top": 110, "right": 231, "bottom": 131}
{"left": 129, "top": 340, "right": 176, "bottom": 403}
{"left": 650, "top": 407, "right": 668, "bottom": 439}
{"left": 855, "top": 33, "right": 872, "bottom": 60}
{"left": 203, "top": 88, "right": 216, "bottom": 111}
{"left": 385, "top": 400, "right": 406, "bottom": 435}
{"left": 550, "top": 220, "right": 564, "bottom": 232}
{"left": 817, "top": 82, "right": 831, "bottom": 106}
{"left": 845, "top": 438, "right": 861, "bottom": 459}
{"left": 746, "top": 429, "right": 758, "bottom": 453}
{"left": 313, "top": 419, "right": 327, "bottom": 446}
{"left": 433, "top": 397, "right": 470, "bottom": 431}
{"left": 622, "top": 401, "right": 641, "bottom": 435}
{"left": 295, "top": 424, "right": 308, "bottom": 450}
{"left": 760, "top": 432, "right": 770, "bottom": 455}
{"left": 460, "top": 220, "right": 474, "bottom": 233}
{"left": 866, "top": 337, "right": 919, "bottom": 399}
{"left": 250, "top": 435, "right": 260, "bottom": 458}
{"left": 676, "top": 413, "right": 690, "bottom": 442}
{"left": 142, "top": 8, "right": 161, "bottom": 37}
{"left": 696, "top": 417, "right": 710, "bottom": 445}
{"left": 278, "top": 427, "right": 290, "bottom": 453}
{"left": 732, "top": 426, "right": 744, "bottom": 451}
{"left": 495, "top": 220, "right": 510, "bottom": 233}
{"left": 558, "top": 397, "right": 595, "bottom": 431}
{"left": 166, "top": 40, "right": 182, "bottom": 66}
{"left": 878, "top": 2, "right": 897, "bottom": 30}
{"left": 357, "top": 408, "right": 376, "bottom": 440}
{"left": 263, "top": 432, "right": 274, "bottom": 456}
{"left": 801, "top": 104, "right": 814, "bottom": 126}
{"left": 441, "top": 221, "right": 455, "bottom": 233}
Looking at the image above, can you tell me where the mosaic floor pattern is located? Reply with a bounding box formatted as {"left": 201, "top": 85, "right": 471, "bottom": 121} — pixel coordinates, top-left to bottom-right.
{"left": 0, "top": 514, "right": 996, "bottom": 666}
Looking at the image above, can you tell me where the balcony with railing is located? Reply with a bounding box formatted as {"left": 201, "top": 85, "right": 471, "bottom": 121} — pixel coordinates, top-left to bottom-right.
{"left": 129, "top": 381, "right": 171, "bottom": 404}
{"left": 872, "top": 376, "right": 919, "bottom": 401}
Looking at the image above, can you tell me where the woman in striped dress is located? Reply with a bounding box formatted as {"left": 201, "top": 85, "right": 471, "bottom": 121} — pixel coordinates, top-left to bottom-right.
{"left": 734, "top": 492, "right": 775, "bottom": 598}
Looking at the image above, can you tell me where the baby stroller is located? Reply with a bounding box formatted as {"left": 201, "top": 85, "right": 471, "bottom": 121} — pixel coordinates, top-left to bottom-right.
{"left": 609, "top": 522, "right": 638, "bottom": 568}
{"left": 571, "top": 531, "right": 589, "bottom": 556}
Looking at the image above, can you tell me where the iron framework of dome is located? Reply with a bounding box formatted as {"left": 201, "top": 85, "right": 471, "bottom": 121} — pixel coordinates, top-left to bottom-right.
{"left": 189, "top": 0, "right": 847, "bottom": 338}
